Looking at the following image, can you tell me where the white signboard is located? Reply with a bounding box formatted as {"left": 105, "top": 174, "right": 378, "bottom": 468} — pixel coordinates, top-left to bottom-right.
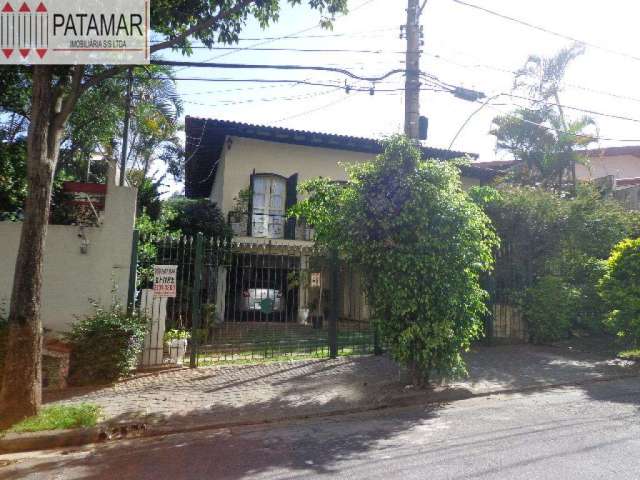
{"left": 0, "top": 0, "right": 150, "bottom": 64}
{"left": 153, "top": 265, "right": 177, "bottom": 298}
{"left": 310, "top": 272, "right": 322, "bottom": 288}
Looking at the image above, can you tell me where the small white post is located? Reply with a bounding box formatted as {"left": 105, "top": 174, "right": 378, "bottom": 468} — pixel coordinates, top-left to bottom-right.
{"left": 140, "top": 289, "right": 167, "bottom": 367}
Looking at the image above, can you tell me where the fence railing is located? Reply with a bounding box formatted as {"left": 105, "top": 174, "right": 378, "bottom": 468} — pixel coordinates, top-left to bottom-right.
{"left": 135, "top": 234, "right": 378, "bottom": 368}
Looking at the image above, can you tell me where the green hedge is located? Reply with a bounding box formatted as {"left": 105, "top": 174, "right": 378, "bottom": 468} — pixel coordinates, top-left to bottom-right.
{"left": 523, "top": 275, "right": 580, "bottom": 344}
{"left": 66, "top": 303, "right": 148, "bottom": 386}
{"left": 599, "top": 238, "right": 640, "bottom": 347}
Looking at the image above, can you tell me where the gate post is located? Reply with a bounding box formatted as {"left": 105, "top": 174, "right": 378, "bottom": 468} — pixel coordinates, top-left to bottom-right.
{"left": 190, "top": 233, "right": 204, "bottom": 368}
{"left": 328, "top": 249, "right": 339, "bottom": 359}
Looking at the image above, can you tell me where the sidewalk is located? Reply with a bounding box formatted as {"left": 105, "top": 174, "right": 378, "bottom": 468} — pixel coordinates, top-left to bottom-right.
{"left": 43, "top": 344, "right": 639, "bottom": 431}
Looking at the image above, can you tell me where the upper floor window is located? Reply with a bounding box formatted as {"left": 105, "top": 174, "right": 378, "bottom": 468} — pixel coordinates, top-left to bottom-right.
{"left": 251, "top": 174, "right": 286, "bottom": 239}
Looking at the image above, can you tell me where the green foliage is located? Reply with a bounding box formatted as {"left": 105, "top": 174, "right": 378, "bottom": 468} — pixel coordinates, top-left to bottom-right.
{"left": 163, "top": 197, "right": 231, "bottom": 239}
{"left": 491, "top": 45, "right": 596, "bottom": 191}
{"left": 522, "top": 275, "right": 579, "bottom": 344}
{"left": 66, "top": 301, "right": 148, "bottom": 386}
{"left": 151, "top": 1, "right": 348, "bottom": 54}
{"left": 292, "top": 136, "right": 498, "bottom": 382}
{"left": 6, "top": 404, "right": 101, "bottom": 433}
{"left": 599, "top": 238, "right": 640, "bottom": 346}
{"left": 476, "top": 185, "right": 566, "bottom": 290}
{"left": 0, "top": 137, "right": 27, "bottom": 220}
{"left": 128, "top": 169, "right": 164, "bottom": 221}
{"left": 164, "top": 329, "right": 191, "bottom": 342}
{"left": 477, "top": 184, "right": 636, "bottom": 337}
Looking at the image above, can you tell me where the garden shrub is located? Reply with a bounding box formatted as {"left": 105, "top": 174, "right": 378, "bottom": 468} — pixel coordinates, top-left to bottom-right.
{"left": 292, "top": 136, "right": 498, "bottom": 383}
{"left": 599, "top": 238, "right": 640, "bottom": 347}
{"left": 475, "top": 184, "right": 636, "bottom": 339}
{"left": 522, "top": 275, "right": 580, "bottom": 344}
{"left": 66, "top": 301, "right": 148, "bottom": 386}
{"left": 553, "top": 254, "right": 608, "bottom": 333}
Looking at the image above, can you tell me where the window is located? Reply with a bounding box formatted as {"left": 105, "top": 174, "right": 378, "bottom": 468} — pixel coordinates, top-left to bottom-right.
{"left": 251, "top": 175, "right": 286, "bottom": 238}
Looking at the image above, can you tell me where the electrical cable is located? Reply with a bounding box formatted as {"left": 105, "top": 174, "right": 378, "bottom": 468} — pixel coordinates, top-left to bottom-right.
{"left": 452, "top": 0, "right": 640, "bottom": 63}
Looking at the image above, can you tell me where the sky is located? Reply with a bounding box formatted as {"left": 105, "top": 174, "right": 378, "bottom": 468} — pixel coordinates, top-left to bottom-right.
{"left": 158, "top": 0, "right": 640, "bottom": 190}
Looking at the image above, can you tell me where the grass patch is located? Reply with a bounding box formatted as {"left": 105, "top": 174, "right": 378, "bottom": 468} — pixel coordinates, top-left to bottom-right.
{"left": 618, "top": 349, "right": 640, "bottom": 360}
{"left": 6, "top": 404, "right": 101, "bottom": 434}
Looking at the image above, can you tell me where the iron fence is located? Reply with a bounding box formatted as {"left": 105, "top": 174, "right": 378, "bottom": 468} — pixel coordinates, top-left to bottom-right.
{"left": 134, "top": 233, "right": 378, "bottom": 368}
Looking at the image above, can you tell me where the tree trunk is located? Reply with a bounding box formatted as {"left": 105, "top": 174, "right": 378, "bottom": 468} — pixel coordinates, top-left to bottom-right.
{"left": 0, "top": 66, "right": 62, "bottom": 428}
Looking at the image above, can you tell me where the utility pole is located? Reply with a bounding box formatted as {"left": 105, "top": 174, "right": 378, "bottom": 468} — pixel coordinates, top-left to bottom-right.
{"left": 119, "top": 67, "right": 134, "bottom": 186}
{"left": 403, "top": 0, "right": 424, "bottom": 139}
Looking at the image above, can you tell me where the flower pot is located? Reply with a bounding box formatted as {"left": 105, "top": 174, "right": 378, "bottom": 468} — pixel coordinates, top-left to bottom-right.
{"left": 166, "top": 338, "right": 188, "bottom": 365}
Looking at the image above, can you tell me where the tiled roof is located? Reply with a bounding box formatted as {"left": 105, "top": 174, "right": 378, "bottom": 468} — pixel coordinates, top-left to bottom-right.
{"left": 185, "top": 117, "right": 498, "bottom": 198}
{"left": 584, "top": 146, "right": 640, "bottom": 157}
{"left": 616, "top": 177, "right": 640, "bottom": 188}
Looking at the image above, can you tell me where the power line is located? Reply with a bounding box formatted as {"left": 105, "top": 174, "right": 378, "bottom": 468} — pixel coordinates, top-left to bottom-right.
{"left": 274, "top": 92, "right": 355, "bottom": 123}
{"left": 151, "top": 27, "right": 396, "bottom": 44}
{"left": 452, "top": 0, "right": 640, "bottom": 63}
{"left": 481, "top": 99, "right": 640, "bottom": 143}
{"left": 152, "top": 59, "right": 408, "bottom": 82}
{"left": 499, "top": 91, "right": 640, "bottom": 125}
{"left": 155, "top": 46, "right": 409, "bottom": 54}
{"left": 199, "top": 0, "right": 381, "bottom": 63}
{"left": 183, "top": 88, "right": 337, "bottom": 107}
{"left": 427, "top": 50, "right": 640, "bottom": 104}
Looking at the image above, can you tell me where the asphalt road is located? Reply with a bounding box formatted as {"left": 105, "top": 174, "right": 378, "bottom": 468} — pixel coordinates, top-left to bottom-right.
{"left": 2, "top": 376, "right": 639, "bottom": 479}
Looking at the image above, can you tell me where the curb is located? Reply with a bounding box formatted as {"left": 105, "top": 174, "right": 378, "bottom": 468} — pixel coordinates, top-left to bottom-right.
{"left": 2, "top": 371, "right": 639, "bottom": 455}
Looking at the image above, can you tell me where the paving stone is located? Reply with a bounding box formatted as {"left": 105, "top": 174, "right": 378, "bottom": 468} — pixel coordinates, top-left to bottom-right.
{"left": 44, "top": 345, "right": 638, "bottom": 429}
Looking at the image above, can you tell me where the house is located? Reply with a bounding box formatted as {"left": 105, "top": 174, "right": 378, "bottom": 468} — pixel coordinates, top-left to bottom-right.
{"left": 482, "top": 147, "right": 640, "bottom": 209}
{"left": 184, "top": 118, "right": 502, "bottom": 326}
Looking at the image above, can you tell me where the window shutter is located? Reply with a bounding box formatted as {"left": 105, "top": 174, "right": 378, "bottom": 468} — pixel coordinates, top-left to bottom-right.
{"left": 247, "top": 172, "right": 255, "bottom": 236}
{"left": 285, "top": 173, "right": 298, "bottom": 239}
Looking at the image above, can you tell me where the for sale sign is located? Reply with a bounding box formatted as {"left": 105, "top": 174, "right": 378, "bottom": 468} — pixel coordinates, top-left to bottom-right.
{"left": 153, "top": 265, "right": 177, "bottom": 298}
{"left": 0, "top": 0, "right": 149, "bottom": 64}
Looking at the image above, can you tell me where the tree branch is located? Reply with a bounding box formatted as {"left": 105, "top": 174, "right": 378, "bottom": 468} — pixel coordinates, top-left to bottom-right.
{"left": 53, "top": 65, "right": 85, "bottom": 132}
{"left": 78, "top": 1, "right": 258, "bottom": 95}
{"left": 149, "top": 0, "right": 256, "bottom": 54}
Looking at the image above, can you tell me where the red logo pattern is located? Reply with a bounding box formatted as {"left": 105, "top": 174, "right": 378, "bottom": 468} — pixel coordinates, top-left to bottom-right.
{"left": 0, "top": 2, "right": 48, "bottom": 59}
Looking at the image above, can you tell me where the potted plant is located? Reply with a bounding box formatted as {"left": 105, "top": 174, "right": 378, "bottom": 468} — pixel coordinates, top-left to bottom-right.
{"left": 164, "top": 329, "right": 190, "bottom": 365}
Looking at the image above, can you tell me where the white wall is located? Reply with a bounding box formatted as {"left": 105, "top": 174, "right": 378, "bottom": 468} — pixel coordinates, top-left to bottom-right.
{"left": 213, "top": 137, "right": 479, "bottom": 215}
{"left": 0, "top": 185, "right": 137, "bottom": 333}
{"left": 576, "top": 154, "right": 640, "bottom": 181}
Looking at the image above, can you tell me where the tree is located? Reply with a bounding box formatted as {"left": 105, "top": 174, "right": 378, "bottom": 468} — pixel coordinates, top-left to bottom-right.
{"left": 164, "top": 198, "right": 230, "bottom": 239}
{"left": 0, "top": 0, "right": 348, "bottom": 427}
{"left": 0, "top": 66, "right": 183, "bottom": 222}
{"left": 491, "top": 45, "right": 596, "bottom": 192}
{"left": 291, "top": 136, "right": 498, "bottom": 384}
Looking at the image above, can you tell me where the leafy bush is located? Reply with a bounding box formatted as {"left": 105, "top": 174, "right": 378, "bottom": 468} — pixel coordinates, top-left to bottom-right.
{"left": 599, "top": 238, "right": 640, "bottom": 346}
{"left": 522, "top": 275, "right": 580, "bottom": 344}
{"left": 163, "top": 197, "right": 230, "bottom": 238}
{"left": 164, "top": 329, "right": 190, "bottom": 342}
{"left": 66, "top": 302, "right": 148, "bottom": 386}
{"left": 553, "top": 254, "right": 608, "bottom": 333}
{"left": 474, "top": 184, "right": 636, "bottom": 338}
{"left": 292, "top": 136, "right": 498, "bottom": 383}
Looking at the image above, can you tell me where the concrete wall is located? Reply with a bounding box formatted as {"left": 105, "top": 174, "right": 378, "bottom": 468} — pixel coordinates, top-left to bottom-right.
{"left": 0, "top": 185, "right": 137, "bottom": 333}
{"left": 213, "top": 136, "right": 479, "bottom": 215}
{"left": 576, "top": 154, "right": 640, "bottom": 181}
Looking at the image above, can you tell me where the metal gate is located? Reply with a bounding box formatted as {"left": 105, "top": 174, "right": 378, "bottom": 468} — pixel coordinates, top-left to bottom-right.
{"left": 134, "top": 234, "right": 379, "bottom": 368}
